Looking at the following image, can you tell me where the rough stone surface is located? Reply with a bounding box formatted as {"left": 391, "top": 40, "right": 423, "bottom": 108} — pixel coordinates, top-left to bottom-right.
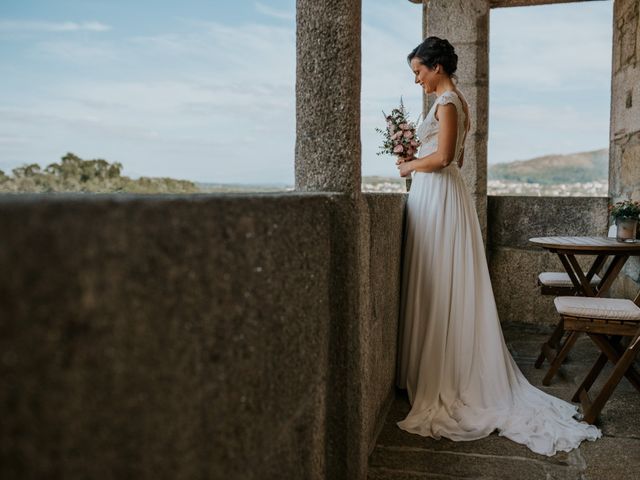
{"left": 362, "top": 194, "right": 406, "bottom": 459}
{"left": 487, "top": 196, "right": 610, "bottom": 324}
{"left": 609, "top": 0, "right": 640, "bottom": 298}
{"left": 424, "top": 0, "right": 490, "bottom": 245}
{"left": 0, "top": 193, "right": 334, "bottom": 480}
{"left": 610, "top": 0, "right": 639, "bottom": 140}
{"left": 295, "top": 0, "right": 362, "bottom": 193}
{"left": 487, "top": 196, "right": 610, "bottom": 250}
{"left": 489, "top": 0, "right": 587, "bottom": 7}
{"left": 295, "top": 2, "right": 413, "bottom": 476}
{"left": 489, "top": 247, "right": 600, "bottom": 325}
{"left": 410, "top": 1, "right": 589, "bottom": 10}
{"left": 0, "top": 191, "right": 407, "bottom": 480}
{"left": 368, "top": 322, "right": 640, "bottom": 480}
{"left": 327, "top": 191, "right": 407, "bottom": 480}
{"left": 421, "top": 0, "right": 430, "bottom": 118}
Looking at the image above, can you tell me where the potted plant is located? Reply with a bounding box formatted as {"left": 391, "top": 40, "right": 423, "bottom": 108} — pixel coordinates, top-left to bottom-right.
{"left": 609, "top": 199, "right": 640, "bottom": 242}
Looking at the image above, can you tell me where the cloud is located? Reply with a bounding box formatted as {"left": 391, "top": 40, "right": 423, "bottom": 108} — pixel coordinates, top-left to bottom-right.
{"left": 0, "top": 20, "right": 111, "bottom": 33}
{"left": 0, "top": 107, "right": 162, "bottom": 142}
{"left": 254, "top": 2, "right": 294, "bottom": 21}
{"left": 0, "top": 134, "right": 30, "bottom": 146}
{"left": 490, "top": 3, "right": 612, "bottom": 91}
{"left": 486, "top": 2, "right": 613, "bottom": 166}
{"left": 35, "top": 40, "right": 118, "bottom": 62}
{"left": 0, "top": 17, "right": 298, "bottom": 183}
{"left": 488, "top": 103, "right": 610, "bottom": 163}
{"left": 360, "top": 1, "right": 422, "bottom": 176}
{"left": 128, "top": 20, "right": 295, "bottom": 78}
{"left": 0, "top": 0, "right": 613, "bottom": 182}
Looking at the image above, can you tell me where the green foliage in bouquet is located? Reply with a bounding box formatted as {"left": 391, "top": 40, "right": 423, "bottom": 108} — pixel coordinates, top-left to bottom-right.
{"left": 609, "top": 199, "right": 640, "bottom": 219}
{"left": 375, "top": 97, "right": 420, "bottom": 159}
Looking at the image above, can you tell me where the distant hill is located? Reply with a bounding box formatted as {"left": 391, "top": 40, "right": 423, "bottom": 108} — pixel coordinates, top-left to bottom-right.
{"left": 488, "top": 149, "right": 608, "bottom": 184}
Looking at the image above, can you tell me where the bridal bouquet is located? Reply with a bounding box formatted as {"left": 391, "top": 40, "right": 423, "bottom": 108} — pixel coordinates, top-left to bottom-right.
{"left": 376, "top": 98, "right": 421, "bottom": 169}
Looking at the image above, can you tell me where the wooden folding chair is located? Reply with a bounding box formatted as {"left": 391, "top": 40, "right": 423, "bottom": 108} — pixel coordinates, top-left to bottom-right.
{"left": 553, "top": 292, "right": 640, "bottom": 424}
{"left": 534, "top": 272, "right": 602, "bottom": 384}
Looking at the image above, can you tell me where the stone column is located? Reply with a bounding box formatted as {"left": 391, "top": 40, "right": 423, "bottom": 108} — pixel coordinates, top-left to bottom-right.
{"left": 422, "top": 0, "right": 490, "bottom": 244}
{"left": 296, "top": 2, "right": 368, "bottom": 479}
{"left": 422, "top": 1, "right": 431, "bottom": 117}
{"left": 295, "top": 0, "right": 362, "bottom": 194}
{"left": 609, "top": 0, "right": 640, "bottom": 295}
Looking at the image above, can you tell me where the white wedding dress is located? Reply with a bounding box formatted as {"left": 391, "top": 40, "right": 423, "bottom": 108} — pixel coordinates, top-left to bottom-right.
{"left": 395, "top": 89, "right": 602, "bottom": 456}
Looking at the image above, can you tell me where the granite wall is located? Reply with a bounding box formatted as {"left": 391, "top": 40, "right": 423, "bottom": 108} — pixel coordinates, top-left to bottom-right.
{"left": 487, "top": 195, "right": 610, "bottom": 325}
{"left": 295, "top": 0, "right": 361, "bottom": 193}
{"left": 422, "top": 0, "right": 490, "bottom": 244}
{"left": 610, "top": 0, "right": 640, "bottom": 297}
{"left": 0, "top": 192, "right": 406, "bottom": 480}
{"left": 361, "top": 193, "right": 405, "bottom": 461}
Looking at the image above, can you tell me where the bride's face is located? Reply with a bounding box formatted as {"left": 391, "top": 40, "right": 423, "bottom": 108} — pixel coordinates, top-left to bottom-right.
{"left": 410, "top": 57, "right": 437, "bottom": 94}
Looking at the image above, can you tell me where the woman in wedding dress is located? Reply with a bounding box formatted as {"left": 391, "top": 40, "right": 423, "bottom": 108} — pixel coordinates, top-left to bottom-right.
{"left": 394, "top": 37, "right": 602, "bottom": 457}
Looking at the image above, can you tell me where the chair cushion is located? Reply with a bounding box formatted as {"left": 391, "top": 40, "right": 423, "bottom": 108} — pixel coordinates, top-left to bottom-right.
{"left": 539, "top": 272, "right": 600, "bottom": 287}
{"left": 554, "top": 296, "right": 640, "bottom": 320}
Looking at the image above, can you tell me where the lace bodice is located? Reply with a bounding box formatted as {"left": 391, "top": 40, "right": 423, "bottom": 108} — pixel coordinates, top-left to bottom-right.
{"left": 415, "top": 90, "right": 468, "bottom": 167}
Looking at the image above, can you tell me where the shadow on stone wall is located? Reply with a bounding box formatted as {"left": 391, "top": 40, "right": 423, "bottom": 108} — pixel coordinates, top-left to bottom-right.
{"left": 0, "top": 192, "right": 406, "bottom": 480}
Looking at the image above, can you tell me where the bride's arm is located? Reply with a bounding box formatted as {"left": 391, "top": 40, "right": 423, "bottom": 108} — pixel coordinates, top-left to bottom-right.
{"left": 408, "top": 103, "right": 458, "bottom": 173}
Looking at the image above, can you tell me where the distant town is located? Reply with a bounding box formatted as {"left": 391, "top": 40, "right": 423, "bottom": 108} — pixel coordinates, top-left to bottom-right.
{"left": 361, "top": 178, "right": 607, "bottom": 196}
{"left": 1, "top": 149, "right": 608, "bottom": 196}
{"left": 363, "top": 147, "right": 609, "bottom": 196}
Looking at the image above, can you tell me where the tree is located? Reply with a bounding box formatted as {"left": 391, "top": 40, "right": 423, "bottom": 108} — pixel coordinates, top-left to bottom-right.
{"left": 12, "top": 163, "right": 42, "bottom": 178}
{"left": 0, "top": 152, "right": 200, "bottom": 194}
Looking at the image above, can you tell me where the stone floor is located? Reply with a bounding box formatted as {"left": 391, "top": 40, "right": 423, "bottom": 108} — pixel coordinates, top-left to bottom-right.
{"left": 367, "top": 322, "right": 640, "bottom": 480}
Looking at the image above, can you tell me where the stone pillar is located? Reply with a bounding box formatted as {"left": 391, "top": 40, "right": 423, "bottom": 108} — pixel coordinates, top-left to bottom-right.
{"left": 296, "top": 3, "right": 368, "bottom": 479}
{"left": 422, "top": 0, "right": 490, "bottom": 244}
{"left": 609, "top": 0, "right": 640, "bottom": 295}
{"left": 422, "top": 1, "right": 431, "bottom": 117}
{"left": 295, "top": 0, "right": 362, "bottom": 194}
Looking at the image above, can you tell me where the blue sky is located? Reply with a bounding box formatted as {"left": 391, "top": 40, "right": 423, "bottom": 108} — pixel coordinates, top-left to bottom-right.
{"left": 0, "top": 0, "right": 612, "bottom": 184}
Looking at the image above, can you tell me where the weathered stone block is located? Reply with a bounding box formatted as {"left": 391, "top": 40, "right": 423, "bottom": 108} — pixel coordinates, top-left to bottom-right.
{"left": 295, "top": 0, "right": 362, "bottom": 193}
{"left": 426, "top": 0, "right": 490, "bottom": 45}
{"left": 488, "top": 196, "right": 609, "bottom": 250}
{"left": 0, "top": 191, "right": 409, "bottom": 480}
{"left": 361, "top": 193, "right": 406, "bottom": 458}
{"left": 0, "top": 193, "right": 336, "bottom": 480}
{"left": 488, "top": 196, "right": 610, "bottom": 325}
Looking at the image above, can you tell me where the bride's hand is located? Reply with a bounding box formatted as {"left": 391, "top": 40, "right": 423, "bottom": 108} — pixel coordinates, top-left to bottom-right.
{"left": 398, "top": 158, "right": 415, "bottom": 177}
{"left": 396, "top": 154, "right": 416, "bottom": 165}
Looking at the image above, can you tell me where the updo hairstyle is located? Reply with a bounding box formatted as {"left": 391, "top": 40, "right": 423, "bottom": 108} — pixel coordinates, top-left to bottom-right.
{"left": 407, "top": 36, "right": 458, "bottom": 80}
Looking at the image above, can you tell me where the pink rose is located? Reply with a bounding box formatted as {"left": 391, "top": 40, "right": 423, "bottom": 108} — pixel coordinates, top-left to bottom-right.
{"left": 393, "top": 144, "right": 404, "bottom": 153}
{"left": 391, "top": 131, "right": 402, "bottom": 140}
{"left": 410, "top": 139, "right": 418, "bottom": 147}
{"left": 399, "top": 123, "right": 410, "bottom": 130}
{"left": 403, "top": 130, "right": 413, "bottom": 138}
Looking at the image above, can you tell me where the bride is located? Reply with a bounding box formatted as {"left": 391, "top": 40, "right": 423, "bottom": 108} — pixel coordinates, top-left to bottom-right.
{"left": 394, "top": 36, "right": 601, "bottom": 456}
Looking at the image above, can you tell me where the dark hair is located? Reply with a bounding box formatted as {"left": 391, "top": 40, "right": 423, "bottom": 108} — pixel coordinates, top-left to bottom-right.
{"left": 407, "top": 36, "right": 458, "bottom": 79}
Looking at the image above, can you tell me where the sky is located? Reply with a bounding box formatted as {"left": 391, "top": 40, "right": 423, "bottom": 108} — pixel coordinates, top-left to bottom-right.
{"left": 0, "top": 0, "right": 613, "bottom": 185}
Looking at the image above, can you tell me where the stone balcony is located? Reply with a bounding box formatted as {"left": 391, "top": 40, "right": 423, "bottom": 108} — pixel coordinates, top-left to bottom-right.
{"left": 2, "top": 191, "right": 638, "bottom": 480}
{"left": 1, "top": 0, "right": 639, "bottom": 478}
